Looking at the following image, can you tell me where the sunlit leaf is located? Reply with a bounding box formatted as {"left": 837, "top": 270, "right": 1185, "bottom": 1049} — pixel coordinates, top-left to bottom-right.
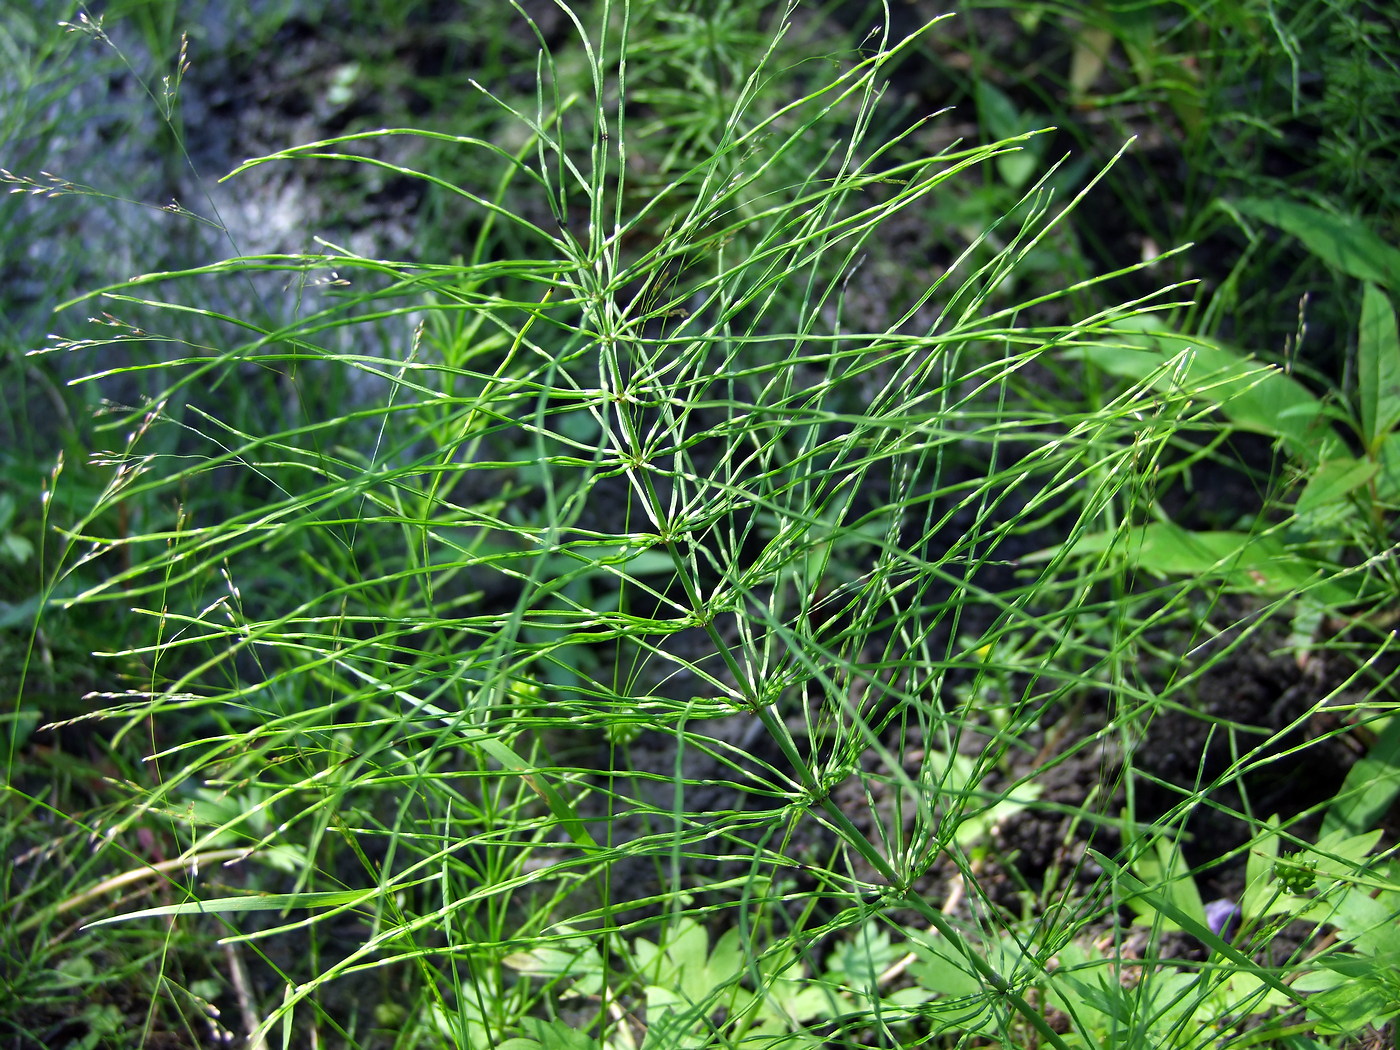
{"left": 1231, "top": 197, "right": 1400, "bottom": 288}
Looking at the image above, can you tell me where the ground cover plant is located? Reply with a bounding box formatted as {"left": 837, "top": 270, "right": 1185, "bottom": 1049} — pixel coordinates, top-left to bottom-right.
{"left": 3, "top": 1, "right": 1398, "bottom": 1048}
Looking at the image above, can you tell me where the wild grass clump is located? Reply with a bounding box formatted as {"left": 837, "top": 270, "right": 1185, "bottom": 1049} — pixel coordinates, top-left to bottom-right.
{"left": 4, "top": 2, "right": 1397, "bottom": 1049}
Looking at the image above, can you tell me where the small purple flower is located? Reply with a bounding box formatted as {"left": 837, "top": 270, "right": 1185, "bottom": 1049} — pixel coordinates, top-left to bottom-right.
{"left": 1204, "top": 898, "right": 1242, "bottom": 941}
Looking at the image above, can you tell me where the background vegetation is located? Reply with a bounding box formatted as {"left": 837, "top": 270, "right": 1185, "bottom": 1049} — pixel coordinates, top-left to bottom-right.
{"left": 3, "top": 1, "right": 1398, "bottom": 1048}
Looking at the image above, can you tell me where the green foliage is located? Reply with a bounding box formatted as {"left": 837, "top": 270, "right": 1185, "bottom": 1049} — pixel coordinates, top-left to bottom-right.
{"left": 1046, "top": 204, "right": 1400, "bottom": 637}
{"left": 6, "top": 1, "right": 1399, "bottom": 1049}
{"left": 892, "top": 817, "right": 1400, "bottom": 1048}
{"left": 503, "top": 916, "right": 848, "bottom": 1048}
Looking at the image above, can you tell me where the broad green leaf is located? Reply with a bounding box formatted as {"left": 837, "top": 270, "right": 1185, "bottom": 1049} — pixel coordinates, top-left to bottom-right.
{"left": 1124, "top": 836, "right": 1205, "bottom": 931}
{"left": 517, "top": 1018, "right": 601, "bottom": 1050}
{"left": 1231, "top": 198, "right": 1400, "bottom": 289}
{"left": 1358, "top": 283, "right": 1400, "bottom": 451}
{"left": 1070, "top": 320, "right": 1334, "bottom": 465}
{"left": 1316, "top": 948, "right": 1400, "bottom": 981}
{"left": 826, "top": 922, "right": 897, "bottom": 986}
{"left": 1295, "top": 969, "right": 1400, "bottom": 1036}
{"left": 1295, "top": 457, "right": 1377, "bottom": 516}
{"left": 1041, "top": 523, "right": 1278, "bottom": 584}
{"left": 1377, "top": 430, "right": 1400, "bottom": 505}
{"left": 1323, "top": 715, "right": 1400, "bottom": 837}
{"left": 905, "top": 931, "right": 983, "bottom": 999}
{"left": 0, "top": 594, "right": 41, "bottom": 629}
{"left": 503, "top": 928, "right": 605, "bottom": 982}
{"left": 975, "top": 81, "right": 1040, "bottom": 190}
{"left": 1033, "top": 522, "right": 1363, "bottom": 606}
{"left": 1329, "top": 888, "right": 1400, "bottom": 957}
{"left": 1055, "top": 972, "right": 1128, "bottom": 1025}
{"left": 1069, "top": 25, "right": 1113, "bottom": 98}
{"left": 1309, "top": 827, "right": 1386, "bottom": 880}
{"left": 1242, "top": 817, "right": 1283, "bottom": 920}
{"left": 664, "top": 919, "right": 715, "bottom": 1004}
{"left": 1124, "top": 525, "right": 1278, "bottom": 579}
{"left": 953, "top": 785, "right": 1041, "bottom": 850}
{"left": 1211, "top": 969, "right": 1293, "bottom": 1016}
{"left": 708, "top": 928, "right": 745, "bottom": 986}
